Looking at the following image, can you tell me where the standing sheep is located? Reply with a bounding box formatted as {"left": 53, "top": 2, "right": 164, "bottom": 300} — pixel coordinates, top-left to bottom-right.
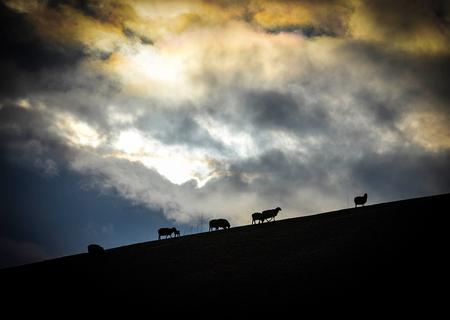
{"left": 252, "top": 212, "right": 262, "bottom": 224}
{"left": 354, "top": 193, "right": 368, "bottom": 207}
{"left": 209, "top": 219, "right": 231, "bottom": 231}
{"left": 260, "top": 207, "right": 282, "bottom": 222}
{"left": 252, "top": 207, "right": 282, "bottom": 224}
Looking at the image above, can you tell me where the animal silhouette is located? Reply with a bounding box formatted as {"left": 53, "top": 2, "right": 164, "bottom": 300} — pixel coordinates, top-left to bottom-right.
{"left": 87, "top": 244, "right": 105, "bottom": 256}
{"left": 158, "top": 227, "right": 177, "bottom": 240}
{"left": 354, "top": 193, "right": 368, "bottom": 207}
{"left": 252, "top": 212, "right": 262, "bottom": 224}
{"left": 174, "top": 229, "right": 180, "bottom": 237}
{"left": 209, "top": 219, "right": 230, "bottom": 231}
{"left": 255, "top": 207, "right": 282, "bottom": 223}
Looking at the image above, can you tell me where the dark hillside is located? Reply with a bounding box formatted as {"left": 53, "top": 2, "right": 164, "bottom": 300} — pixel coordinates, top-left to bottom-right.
{"left": 2, "top": 193, "right": 446, "bottom": 310}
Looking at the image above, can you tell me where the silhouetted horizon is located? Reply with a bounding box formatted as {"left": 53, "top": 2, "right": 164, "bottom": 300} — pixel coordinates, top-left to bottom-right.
{"left": 1, "top": 192, "right": 446, "bottom": 313}
{"left": 2, "top": 192, "right": 447, "bottom": 270}
{"left": 1, "top": 0, "right": 450, "bottom": 273}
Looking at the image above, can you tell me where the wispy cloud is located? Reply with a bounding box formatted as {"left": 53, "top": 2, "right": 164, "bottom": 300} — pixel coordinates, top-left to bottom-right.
{"left": 1, "top": 0, "right": 449, "bottom": 227}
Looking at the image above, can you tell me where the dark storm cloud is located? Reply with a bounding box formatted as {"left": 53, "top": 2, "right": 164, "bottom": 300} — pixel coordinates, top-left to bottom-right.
{"left": 122, "top": 27, "right": 154, "bottom": 46}
{"left": 0, "top": 2, "right": 84, "bottom": 71}
{"left": 0, "top": 2, "right": 85, "bottom": 97}
{"left": 0, "top": 103, "right": 71, "bottom": 171}
{"left": 265, "top": 25, "right": 339, "bottom": 38}
{"left": 134, "top": 107, "right": 226, "bottom": 152}
{"left": 40, "top": 75, "right": 120, "bottom": 130}
{"left": 0, "top": 104, "right": 52, "bottom": 145}
{"left": 353, "top": 86, "right": 413, "bottom": 129}
{"left": 337, "top": 39, "right": 450, "bottom": 115}
{"left": 46, "top": 0, "right": 133, "bottom": 24}
{"left": 46, "top": 0, "right": 98, "bottom": 16}
{"left": 225, "top": 149, "right": 316, "bottom": 196}
{"left": 357, "top": 0, "right": 450, "bottom": 36}
{"left": 413, "top": 54, "right": 450, "bottom": 110}
{"left": 232, "top": 145, "right": 346, "bottom": 188}
{"left": 240, "top": 90, "right": 329, "bottom": 134}
{"left": 355, "top": 89, "right": 398, "bottom": 124}
{"left": 348, "top": 0, "right": 450, "bottom": 57}
{"left": 152, "top": 114, "right": 225, "bottom": 151}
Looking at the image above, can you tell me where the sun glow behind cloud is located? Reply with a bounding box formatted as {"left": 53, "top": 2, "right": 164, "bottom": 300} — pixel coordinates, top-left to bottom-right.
{"left": 2, "top": 0, "right": 449, "bottom": 226}
{"left": 112, "top": 43, "right": 186, "bottom": 87}
{"left": 55, "top": 114, "right": 104, "bottom": 148}
{"left": 114, "top": 130, "right": 215, "bottom": 186}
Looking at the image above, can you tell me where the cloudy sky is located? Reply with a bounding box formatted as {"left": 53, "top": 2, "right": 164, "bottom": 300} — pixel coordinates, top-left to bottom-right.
{"left": 1, "top": 0, "right": 449, "bottom": 267}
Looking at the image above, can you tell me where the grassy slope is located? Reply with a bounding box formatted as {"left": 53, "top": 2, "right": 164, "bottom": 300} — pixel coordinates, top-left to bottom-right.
{"left": 2, "top": 193, "right": 446, "bottom": 309}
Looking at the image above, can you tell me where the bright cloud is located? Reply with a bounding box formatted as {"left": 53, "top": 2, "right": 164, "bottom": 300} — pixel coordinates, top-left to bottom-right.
{"left": 1, "top": 0, "right": 449, "bottom": 228}
{"left": 113, "top": 129, "right": 215, "bottom": 186}
{"left": 54, "top": 114, "right": 104, "bottom": 148}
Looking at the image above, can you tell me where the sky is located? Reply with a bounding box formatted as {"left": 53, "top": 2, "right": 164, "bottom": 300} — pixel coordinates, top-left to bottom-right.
{"left": 1, "top": 0, "right": 450, "bottom": 268}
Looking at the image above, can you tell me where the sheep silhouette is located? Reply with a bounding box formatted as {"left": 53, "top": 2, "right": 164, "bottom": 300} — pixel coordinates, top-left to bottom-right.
{"left": 87, "top": 244, "right": 106, "bottom": 265}
{"left": 354, "top": 193, "right": 368, "bottom": 207}
{"left": 252, "top": 207, "right": 282, "bottom": 224}
{"left": 209, "top": 219, "right": 230, "bottom": 231}
{"left": 87, "top": 244, "right": 105, "bottom": 256}
{"left": 158, "top": 227, "right": 177, "bottom": 240}
{"left": 251, "top": 212, "right": 262, "bottom": 224}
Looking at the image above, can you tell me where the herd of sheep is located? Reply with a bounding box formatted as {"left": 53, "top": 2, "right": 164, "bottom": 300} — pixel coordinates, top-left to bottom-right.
{"left": 157, "top": 193, "right": 367, "bottom": 240}
{"left": 87, "top": 194, "right": 367, "bottom": 255}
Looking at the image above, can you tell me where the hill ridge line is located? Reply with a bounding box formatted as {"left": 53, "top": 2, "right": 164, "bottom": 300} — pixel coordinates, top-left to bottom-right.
{"left": 2, "top": 192, "right": 448, "bottom": 271}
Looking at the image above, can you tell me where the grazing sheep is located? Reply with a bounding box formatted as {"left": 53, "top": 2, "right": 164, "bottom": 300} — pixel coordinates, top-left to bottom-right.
{"left": 174, "top": 229, "right": 180, "bottom": 237}
{"left": 354, "top": 193, "right": 368, "bottom": 207}
{"left": 252, "top": 212, "right": 262, "bottom": 224}
{"left": 209, "top": 219, "right": 231, "bottom": 231}
{"left": 260, "top": 207, "right": 282, "bottom": 222}
{"left": 87, "top": 244, "right": 105, "bottom": 256}
{"left": 158, "top": 227, "right": 177, "bottom": 240}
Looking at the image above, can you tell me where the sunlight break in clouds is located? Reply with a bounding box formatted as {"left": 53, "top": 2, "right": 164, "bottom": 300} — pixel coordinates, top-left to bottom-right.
{"left": 1, "top": 0, "right": 450, "bottom": 228}
{"left": 114, "top": 129, "right": 215, "bottom": 186}
{"left": 55, "top": 114, "right": 105, "bottom": 148}
{"left": 104, "top": 42, "right": 191, "bottom": 98}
